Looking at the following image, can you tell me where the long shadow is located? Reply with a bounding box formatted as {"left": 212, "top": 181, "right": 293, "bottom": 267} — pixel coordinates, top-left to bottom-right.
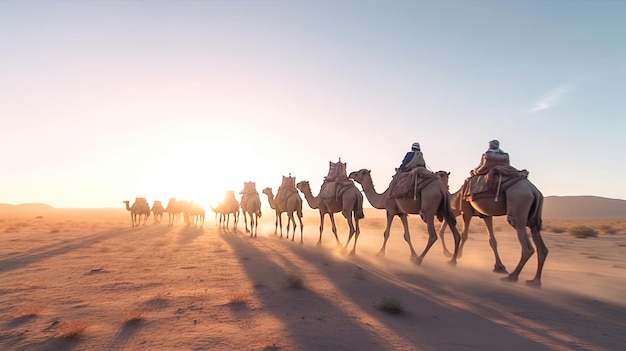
{"left": 110, "top": 320, "right": 145, "bottom": 349}
{"left": 291, "top": 244, "right": 626, "bottom": 350}
{"left": 0, "top": 226, "right": 173, "bottom": 273}
{"left": 178, "top": 226, "right": 204, "bottom": 245}
{"left": 220, "top": 233, "right": 392, "bottom": 350}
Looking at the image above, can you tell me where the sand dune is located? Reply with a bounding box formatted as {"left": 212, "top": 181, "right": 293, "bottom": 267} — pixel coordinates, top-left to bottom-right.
{"left": 1, "top": 206, "right": 625, "bottom": 350}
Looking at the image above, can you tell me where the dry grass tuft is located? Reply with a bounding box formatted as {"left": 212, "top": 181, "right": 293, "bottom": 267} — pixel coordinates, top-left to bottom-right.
{"left": 227, "top": 291, "right": 249, "bottom": 305}
{"left": 375, "top": 296, "right": 405, "bottom": 315}
{"left": 58, "top": 320, "right": 90, "bottom": 338}
{"left": 285, "top": 272, "right": 305, "bottom": 289}
{"left": 124, "top": 309, "right": 147, "bottom": 323}
{"left": 569, "top": 225, "right": 599, "bottom": 239}
{"left": 263, "top": 343, "right": 280, "bottom": 350}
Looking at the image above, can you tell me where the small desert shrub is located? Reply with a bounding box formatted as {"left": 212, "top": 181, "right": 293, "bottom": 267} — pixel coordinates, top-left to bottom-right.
{"left": 375, "top": 296, "right": 404, "bottom": 315}
{"left": 228, "top": 291, "right": 249, "bottom": 305}
{"left": 569, "top": 225, "right": 598, "bottom": 239}
{"left": 600, "top": 225, "right": 619, "bottom": 235}
{"left": 124, "top": 309, "right": 147, "bottom": 323}
{"left": 543, "top": 224, "right": 567, "bottom": 233}
{"left": 58, "top": 320, "right": 90, "bottom": 338}
{"left": 285, "top": 272, "right": 305, "bottom": 289}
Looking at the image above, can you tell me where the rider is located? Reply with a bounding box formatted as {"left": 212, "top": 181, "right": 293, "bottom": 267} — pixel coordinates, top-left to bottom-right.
{"left": 398, "top": 142, "right": 426, "bottom": 172}
{"left": 471, "top": 139, "right": 510, "bottom": 176}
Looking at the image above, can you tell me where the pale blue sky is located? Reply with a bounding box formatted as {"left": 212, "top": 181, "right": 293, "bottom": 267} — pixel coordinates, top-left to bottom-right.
{"left": 1, "top": 1, "right": 624, "bottom": 208}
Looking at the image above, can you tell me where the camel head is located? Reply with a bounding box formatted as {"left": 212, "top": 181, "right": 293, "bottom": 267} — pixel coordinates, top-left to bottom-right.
{"left": 295, "top": 181, "right": 310, "bottom": 192}
{"left": 348, "top": 169, "right": 371, "bottom": 185}
{"left": 261, "top": 187, "right": 273, "bottom": 197}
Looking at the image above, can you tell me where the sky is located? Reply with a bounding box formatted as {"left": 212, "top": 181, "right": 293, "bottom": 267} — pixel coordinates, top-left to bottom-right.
{"left": 1, "top": 0, "right": 625, "bottom": 209}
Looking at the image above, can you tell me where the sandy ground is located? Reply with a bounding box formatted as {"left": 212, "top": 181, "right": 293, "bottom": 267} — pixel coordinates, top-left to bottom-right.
{"left": 1, "top": 207, "right": 625, "bottom": 351}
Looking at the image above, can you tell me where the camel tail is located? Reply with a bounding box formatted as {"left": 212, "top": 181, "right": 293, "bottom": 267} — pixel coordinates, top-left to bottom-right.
{"left": 527, "top": 182, "right": 544, "bottom": 231}
{"left": 354, "top": 191, "right": 365, "bottom": 219}
{"left": 439, "top": 186, "right": 457, "bottom": 227}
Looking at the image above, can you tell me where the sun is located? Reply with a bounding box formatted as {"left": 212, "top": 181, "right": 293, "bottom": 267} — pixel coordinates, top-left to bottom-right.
{"left": 142, "top": 138, "right": 249, "bottom": 209}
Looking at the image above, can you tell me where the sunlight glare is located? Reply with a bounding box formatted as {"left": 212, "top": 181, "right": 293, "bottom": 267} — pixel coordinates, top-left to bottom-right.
{"left": 143, "top": 137, "right": 248, "bottom": 209}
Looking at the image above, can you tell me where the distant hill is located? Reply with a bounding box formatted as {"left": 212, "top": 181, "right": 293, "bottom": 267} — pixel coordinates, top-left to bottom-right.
{"left": 0, "top": 203, "right": 55, "bottom": 213}
{"left": 543, "top": 196, "right": 626, "bottom": 219}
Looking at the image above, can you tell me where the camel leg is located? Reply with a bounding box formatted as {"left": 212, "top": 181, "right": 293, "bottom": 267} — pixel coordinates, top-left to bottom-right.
{"left": 483, "top": 216, "right": 507, "bottom": 273}
{"left": 243, "top": 212, "right": 250, "bottom": 233}
{"left": 416, "top": 212, "right": 438, "bottom": 265}
{"left": 438, "top": 219, "right": 453, "bottom": 258}
{"left": 317, "top": 212, "right": 324, "bottom": 245}
{"left": 298, "top": 215, "right": 304, "bottom": 244}
{"left": 397, "top": 214, "right": 419, "bottom": 262}
{"left": 378, "top": 212, "right": 395, "bottom": 257}
{"left": 445, "top": 215, "right": 461, "bottom": 266}
{"left": 341, "top": 212, "right": 356, "bottom": 255}
{"left": 351, "top": 217, "right": 361, "bottom": 255}
{"left": 502, "top": 212, "right": 535, "bottom": 283}
{"left": 287, "top": 212, "right": 296, "bottom": 241}
{"left": 526, "top": 225, "right": 548, "bottom": 286}
{"left": 329, "top": 214, "right": 341, "bottom": 248}
{"left": 348, "top": 216, "right": 361, "bottom": 256}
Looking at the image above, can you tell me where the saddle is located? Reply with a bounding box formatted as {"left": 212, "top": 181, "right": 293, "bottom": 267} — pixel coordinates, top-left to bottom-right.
{"left": 463, "top": 166, "right": 529, "bottom": 201}
{"left": 389, "top": 167, "right": 439, "bottom": 199}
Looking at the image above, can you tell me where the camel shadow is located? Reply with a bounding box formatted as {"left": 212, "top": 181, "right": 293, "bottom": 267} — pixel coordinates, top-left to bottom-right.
{"left": 220, "top": 233, "right": 390, "bottom": 350}
{"left": 178, "top": 226, "right": 204, "bottom": 245}
{"left": 0, "top": 226, "right": 173, "bottom": 273}
{"left": 110, "top": 320, "right": 145, "bottom": 349}
{"left": 292, "top": 243, "right": 626, "bottom": 350}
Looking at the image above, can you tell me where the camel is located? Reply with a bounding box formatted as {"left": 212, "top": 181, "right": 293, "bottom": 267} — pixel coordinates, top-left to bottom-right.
{"left": 182, "top": 200, "right": 205, "bottom": 228}
{"left": 435, "top": 171, "right": 548, "bottom": 286}
{"left": 348, "top": 169, "right": 461, "bottom": 265}
{"left": 295, "top": 180, "right": 364, "bottom": 255}
{"left": 211, "top": 191, "right": 240, "bottom": 230}
{"left": 165, "top": 198, "right": 183, "bottom": 226}
{"left": 240, "top": 182, "right": 262, "bottom": 238}
{"left": 123, "top": 197, "right": 150, "bottom": 227}
{"left": 151, "top": 200, "right": 165, "bottom": 224}
{"left": 262, "top": 187, "right": 304, "bottom": 243}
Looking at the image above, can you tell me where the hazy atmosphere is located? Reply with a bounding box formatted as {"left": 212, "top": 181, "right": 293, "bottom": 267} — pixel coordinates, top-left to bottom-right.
{"left": 1, "top": 1, "right": 625, "bottom": 208}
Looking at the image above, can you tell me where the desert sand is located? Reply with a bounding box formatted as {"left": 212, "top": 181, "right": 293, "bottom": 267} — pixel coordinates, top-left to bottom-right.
{"left": 1, "top": 206, "right": 625, "bottom": 351}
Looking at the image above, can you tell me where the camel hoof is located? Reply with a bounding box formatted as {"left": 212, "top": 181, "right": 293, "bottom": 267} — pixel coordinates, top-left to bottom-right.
{"left": 442, "top": 251, "right": 453, "bottom": 258}
{"left": 493, "top": 266, "right": 508, "bottom": 274}
{"left": 525, "top": 279, "right": 542, "bottom": 288}
{"left": 340, "top": 248, "right": 348, "bottom": 255}
{"left": 500, "top": 275, "right": 518, "bottom": 283}
{"left": 448, "top": 259, "right": 457, "bottom": 266}
{"left": 413, "top": 256, "right": 423, "bottom": 265}
{"left": 316, "top": 241, "right": 322, "bottom": 246}
{"left": 349, "top": 251, "right": 356, "bottom": 256}
{"left": 376, "top": 251, "right": 386, "bottom": 258}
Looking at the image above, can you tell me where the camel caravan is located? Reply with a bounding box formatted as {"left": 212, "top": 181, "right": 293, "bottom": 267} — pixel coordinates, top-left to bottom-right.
{"left": 123, "top": 140, "right": 548, "bottom": 286}
{"left": 123, "top": 197, "right": 205, "bottom": 228}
